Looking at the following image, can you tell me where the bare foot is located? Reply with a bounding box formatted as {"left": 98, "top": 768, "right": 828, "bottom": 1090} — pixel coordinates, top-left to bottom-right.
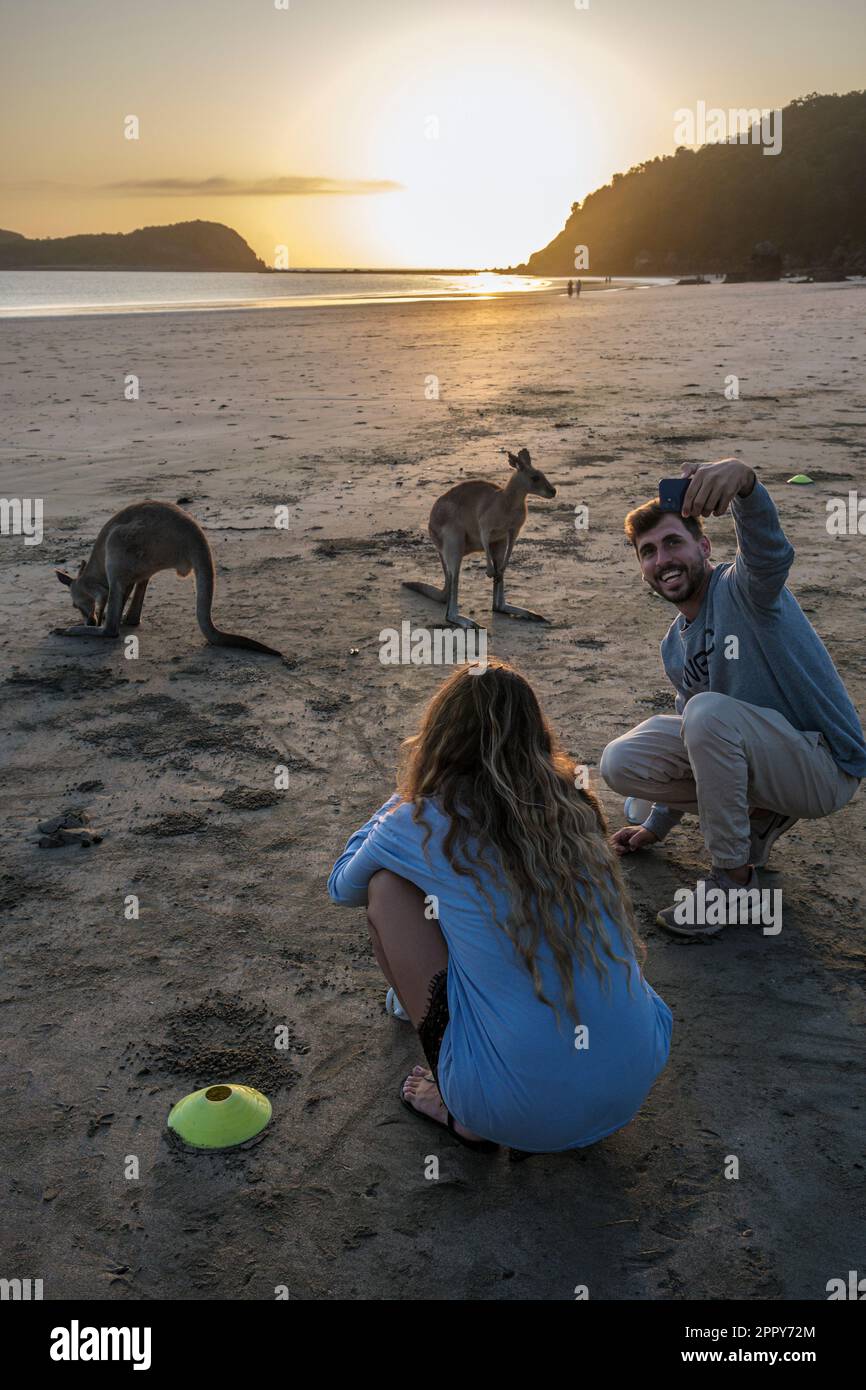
{"left": 400, "top": 1065, "right": 485, "bottom": 1142}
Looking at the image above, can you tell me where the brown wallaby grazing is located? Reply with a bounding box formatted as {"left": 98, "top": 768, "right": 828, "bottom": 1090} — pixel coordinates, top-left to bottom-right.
{"left": 54, "top": 500, "right": 285, "bottom": 658}
{"left": 403, "top": 448, "right": 556, "bottom": 628}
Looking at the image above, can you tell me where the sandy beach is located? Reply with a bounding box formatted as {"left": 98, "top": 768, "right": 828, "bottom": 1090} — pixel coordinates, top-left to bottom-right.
{"left": 1, "top": 280, "right": 864, "bottom": 1300}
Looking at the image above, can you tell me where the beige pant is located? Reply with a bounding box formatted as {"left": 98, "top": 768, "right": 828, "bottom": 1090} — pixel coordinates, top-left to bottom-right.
{"left": 600, "top": 692, "right": 860, "bottom": 869}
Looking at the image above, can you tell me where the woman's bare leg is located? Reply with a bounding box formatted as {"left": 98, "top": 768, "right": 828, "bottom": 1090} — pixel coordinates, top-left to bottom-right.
{"left": 366, "top": 870, "right": 447, "bottom": 1024}
{"left": 366, "top": 869, "right": 485, "bottom": 1142}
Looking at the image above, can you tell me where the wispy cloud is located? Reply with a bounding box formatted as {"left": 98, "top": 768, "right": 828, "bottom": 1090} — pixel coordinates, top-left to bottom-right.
{"left": 3, "top": 175, "right": 402, "bottom": 197}
{"left": 105, "top": 175, "right": 403, "bottom": 196}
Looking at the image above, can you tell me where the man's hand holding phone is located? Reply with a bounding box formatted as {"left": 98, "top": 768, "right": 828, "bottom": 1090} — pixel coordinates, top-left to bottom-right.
{"left": 675, "top": 457, "right": 757, "bottom": 518}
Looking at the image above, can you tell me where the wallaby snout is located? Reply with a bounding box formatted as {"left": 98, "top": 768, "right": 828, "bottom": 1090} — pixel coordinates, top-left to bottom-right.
{"left": 56, "top": 565, "right": 103, "bottom": 625}
{"left": 509, "top": 447, "right": 556, "bottom": 501}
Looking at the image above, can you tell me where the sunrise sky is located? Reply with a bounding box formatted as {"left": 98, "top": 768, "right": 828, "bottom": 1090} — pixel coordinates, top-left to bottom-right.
{"left": 1, "top": 0, "right": 864, "bottom": 268}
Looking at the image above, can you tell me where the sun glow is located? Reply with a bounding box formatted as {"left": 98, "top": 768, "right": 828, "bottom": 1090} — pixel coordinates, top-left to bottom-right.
{"left": 0, "top": 2, "right": 665, "bottom": 269}
{"left": 250, "top": 14, "right": 663, "bottom": 267}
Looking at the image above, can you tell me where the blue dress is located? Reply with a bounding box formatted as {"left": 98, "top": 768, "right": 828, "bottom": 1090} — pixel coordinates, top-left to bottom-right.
{"left": 328, "top": 795, "right": 672, "bottom": 1151}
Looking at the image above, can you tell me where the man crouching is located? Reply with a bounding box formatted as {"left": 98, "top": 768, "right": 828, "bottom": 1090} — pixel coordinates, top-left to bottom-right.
{"left": 600, "top": 457, "right": 865, "bottom": 938}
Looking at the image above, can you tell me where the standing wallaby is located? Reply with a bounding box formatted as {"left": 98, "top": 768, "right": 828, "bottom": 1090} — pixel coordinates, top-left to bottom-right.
{"left": 403, "top": 449, "right": 556, "bottom": 628}
{"left": 54, "top": 500, "right": 285, "bottom": 659}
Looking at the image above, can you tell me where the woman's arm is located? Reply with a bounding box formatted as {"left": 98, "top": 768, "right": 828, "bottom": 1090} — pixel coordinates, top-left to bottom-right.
{"left": 327, "top": 794, "right": 402, "bottom": 906}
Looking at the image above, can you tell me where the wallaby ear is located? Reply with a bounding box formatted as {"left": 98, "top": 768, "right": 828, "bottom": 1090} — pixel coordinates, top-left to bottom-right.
{"left": 507, "top": 451, "right": 521, "bottom": 469}
{"left": 55, "top": 569, "right": 74, "bottom": 587}
{"left": 517, "top": 448, "right": 532, "bottom": 468}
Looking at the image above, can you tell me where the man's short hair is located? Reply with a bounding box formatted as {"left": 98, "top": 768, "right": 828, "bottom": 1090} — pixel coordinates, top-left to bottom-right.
{"left": 624, "top": 499, "right": 705, "bottom": 551}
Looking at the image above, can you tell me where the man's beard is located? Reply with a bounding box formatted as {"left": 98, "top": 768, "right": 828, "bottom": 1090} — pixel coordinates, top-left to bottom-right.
{"left": 650, "top": 556, "right": 707, "bottom": 604}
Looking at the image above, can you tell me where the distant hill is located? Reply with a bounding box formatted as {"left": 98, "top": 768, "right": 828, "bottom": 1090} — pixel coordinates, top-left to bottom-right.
{"left": 0, "top": 220, "right": 265, "bottom": 271}
{"left": 515, "top": 91, "right": 866, "bottom": 278}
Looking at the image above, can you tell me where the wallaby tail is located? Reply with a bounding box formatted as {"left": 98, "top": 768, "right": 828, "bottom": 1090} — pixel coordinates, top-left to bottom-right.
{"left": 193, "top": 541, "right": 285, "bottom": 660}
{"left": 402, "top": 580, "right": 447, "bottom": 602}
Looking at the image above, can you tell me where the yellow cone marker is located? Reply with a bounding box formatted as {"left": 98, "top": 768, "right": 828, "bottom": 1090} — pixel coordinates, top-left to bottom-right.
{"left": 167, "top": 1083, "right": 272, "bottom": 1150}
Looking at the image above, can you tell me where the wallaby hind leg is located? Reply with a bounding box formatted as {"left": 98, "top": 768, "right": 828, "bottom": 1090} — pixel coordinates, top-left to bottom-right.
{"left": 123, "top": 579, "right": 149, "bottom": 626}
{"left": 491, "top": 541, "right": 548, "bottom": 623}
{"left": 443, "top": 547, "right": 478, "bottom": 631}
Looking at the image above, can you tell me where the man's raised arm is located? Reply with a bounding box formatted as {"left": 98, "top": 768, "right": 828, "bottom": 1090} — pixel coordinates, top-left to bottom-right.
{"left": 681, "top": 456, "right": 795, "bottom": 605}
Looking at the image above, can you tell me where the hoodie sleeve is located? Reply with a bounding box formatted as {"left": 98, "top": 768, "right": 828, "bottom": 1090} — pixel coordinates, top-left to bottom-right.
{"left": 327, "top": 795, "right": 402, "bottom": 906}
{"left": 643, "top": 803, "right": 685, "bottom": 840}
{"left": 729, "top": 480, "right": 795, "bottom": 607}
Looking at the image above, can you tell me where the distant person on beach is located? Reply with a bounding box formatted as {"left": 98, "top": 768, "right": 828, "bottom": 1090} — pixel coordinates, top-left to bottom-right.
{"left": 567, "top": 279, "right": 574, "bottom": 296}
{"left": 601, "top": 457, "right": 865, "bottom": 936}
{"left": 328, "top": 662, "right": 672, "bottom": 1155}
{"left": 575, "top": 278, "right": 582, "bottom": 297}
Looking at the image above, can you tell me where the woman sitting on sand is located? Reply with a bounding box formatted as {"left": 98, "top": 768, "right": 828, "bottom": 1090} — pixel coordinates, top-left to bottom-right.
{"left": 327, "top": 662, "right": 672, "bottom": 1155}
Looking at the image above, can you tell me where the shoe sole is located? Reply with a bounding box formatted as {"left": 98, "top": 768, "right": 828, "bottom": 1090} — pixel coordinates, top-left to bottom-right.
{"left": 749, "top": 815, "right": 797, "bottom": 868}
{"left": 385, "top": 988, "right": 411, "bottom": 1021}
{"left": 655, "top": 913, "right": 723, "bottom": 939}
{"left": 624, "top": 797, "right": 654, "bottom": 826}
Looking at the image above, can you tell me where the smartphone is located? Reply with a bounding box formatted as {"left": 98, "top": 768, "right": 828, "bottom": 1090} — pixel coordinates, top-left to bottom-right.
{"left": 658, "top": 477, "right": 690, "bottom": 513}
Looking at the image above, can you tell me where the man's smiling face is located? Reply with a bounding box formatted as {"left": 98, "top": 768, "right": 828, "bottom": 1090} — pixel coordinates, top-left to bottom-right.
{"left": 636, "top": 514, "right": 712, "bottom": 604}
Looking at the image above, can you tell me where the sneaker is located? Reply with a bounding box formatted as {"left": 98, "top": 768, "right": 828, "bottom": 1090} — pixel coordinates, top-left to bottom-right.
{"left": 385, "top": 987, "right": 411, "bottom": 1021}
{"left": 749, "top": 811, "right": 797, "bottom": 868}
{"left": 656, "top": 866, "right": 763, "bottom": 938}
{"left": 623, "top": 797, "right": 654, "bottom": 826}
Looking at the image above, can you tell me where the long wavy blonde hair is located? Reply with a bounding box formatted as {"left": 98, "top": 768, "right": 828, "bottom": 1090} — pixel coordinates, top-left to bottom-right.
{"left": 397, "top": 661, "right": 645, "bottom": 1024}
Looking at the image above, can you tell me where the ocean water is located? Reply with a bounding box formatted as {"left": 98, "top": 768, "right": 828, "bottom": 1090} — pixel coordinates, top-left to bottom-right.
{"left": 0, "top": 270, "right": 669, "bottom": 318}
